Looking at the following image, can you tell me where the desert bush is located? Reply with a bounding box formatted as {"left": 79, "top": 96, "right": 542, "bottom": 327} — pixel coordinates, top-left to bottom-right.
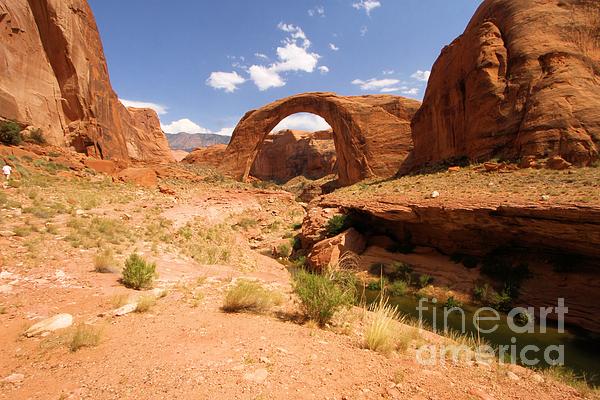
{"left": 418, "top": 274, "right": 433, "bottom": 288}
{"left": 121, "top": 253, "right": 156, "bottom": 290}
{"left": 364, "top": 298, "right": 400, "bottom": 355}
{"left": 276, "top": 242, "right": 292, "bottom": 258}
{"left": 444, "top": 296, "right": 463, "bottom": 309}
{"left": 293, "top": 269, "right": 353, "bottom": 326}
{"left": 93, "top": 248, "right": 117, "bottom": 273}
{"left": 27, "top": 128, "right": 46, "bottom": 144}
{"left": 388, "top": 280, "right": 408, "bottom": 297}
{"left": 222, "top": 280, "right": 283, "bottom": 313}
{"left": 0, "top": 121, "right": 22, "bottom": 145}
{"left": 69, "top": 324, "right": 101, "bottom": 352}
{"left": 326, "top": 214, "right": 348, "bottom": 237}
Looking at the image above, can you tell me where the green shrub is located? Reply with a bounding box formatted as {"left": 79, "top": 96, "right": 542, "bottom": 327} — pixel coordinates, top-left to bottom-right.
{"left": 367, "top": 277, "right": 388, "bottom": 291}
{"left": 388, "top": 280, "right": 408, "bottom": 297}
{"left": 444, "top": 296, "right": 463, "bottom": 308}
{"left": 389, "top": 262, "right": 414, "bottom": 283}
{"left": 121, "top": 253, "right": 156, "bottom": 290}
{"left": 0, "top": 121, "right": 22, "bottom": 145}
{"left": 326, "top": 215, "right": 348, "bottom": 237}
{"left": 222, "top": 280, "right": 283, "bottom": 313}
{"left": 27, "top": 128, "right": 46, "bottom": 144}
{"left": 277, "top": 242, "right": 292, "bottom": 258}
{"left": 293, "top": 269, "right": 353, "bottom": 326}
{"left": 418, "top": 274, "right": 433, "bottom": 288}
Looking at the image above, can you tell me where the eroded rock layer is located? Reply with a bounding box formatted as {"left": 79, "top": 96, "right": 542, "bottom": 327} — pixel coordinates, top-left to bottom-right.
{"left": 411, "top": 0, "right": 600, "bottom": 168}
{"left": 0, "top": 0, "right": 173, "bottom": 163}
{"left": 250, "top": 130, "right": 337, "bottom": 183}
{"left": 220, "top": 93, "right": 421, "bottom": 186}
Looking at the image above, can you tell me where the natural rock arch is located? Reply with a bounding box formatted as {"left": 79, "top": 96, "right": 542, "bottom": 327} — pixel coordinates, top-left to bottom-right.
{"left": 219, "top": 92, "right": 421, "bottom": 186}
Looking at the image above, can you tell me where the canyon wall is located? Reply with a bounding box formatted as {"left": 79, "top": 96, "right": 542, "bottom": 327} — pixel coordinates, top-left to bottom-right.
{"left": 411, "top": 0, "right": 600, "bottom": 168}
{"left": 0, "top": 0, "right": 173, "bottom": 163}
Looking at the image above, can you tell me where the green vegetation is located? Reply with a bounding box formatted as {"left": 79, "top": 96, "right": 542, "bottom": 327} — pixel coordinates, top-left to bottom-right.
{"left": 222, "top": 280, "right": 283, "bottom": 313}
{"left": 418, "top": 274, "right": 433, "bottom": 288}
{"left": 27, "top": 128, "right": 46, "bottom": 144}
{"left": 121, "top": 253, "right": 156, "bottom": 290}
{"left": 388, "top": 280, "right": 408, "bottom": 296}
{"left": 325, "top": 214, "right": 348, "bottom": 237}
{"left": 0, "top": 120, "right": 22, "bottom": 145}
{"left": 293, "top": 269, "right": 354, "bottom": 326}
{"left": 444, "top": 296, "right": 463, "bottom": 308}
{"left": 276, "top": 242, "right": 292, "bottom": 258}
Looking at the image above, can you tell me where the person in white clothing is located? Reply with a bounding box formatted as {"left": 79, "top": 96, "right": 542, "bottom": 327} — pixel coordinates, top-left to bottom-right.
{"left": 2, "top": 163, "right": 12, "bottom": 182}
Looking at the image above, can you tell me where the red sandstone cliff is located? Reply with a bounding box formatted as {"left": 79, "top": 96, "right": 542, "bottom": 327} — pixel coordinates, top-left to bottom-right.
{"left": 250, "top": 130, "right": 337, "bottom": 183}
{"left": 0, "top": 0, "right": 173, "bottom": 163}
{"left": 411, "top": 0, "right": 600, "bottom": 168}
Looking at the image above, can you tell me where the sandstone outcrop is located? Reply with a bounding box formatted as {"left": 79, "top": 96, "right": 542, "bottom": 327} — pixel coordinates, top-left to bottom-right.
{"left": 411, "top": 0, "right": 600, "bottom": 169}
{"left": 220, "top": 93, "right": 420, "bottom": 186}
{"left": 117, "top": 167, "right": 158, "bottom": 187}
{"left": 126, "top": 108, "right": 174, "bottom": 163}
{"left": 182, "top": 144, "right": 228, "bottom": 168}
{"left": 0, "top": 0, "right": 173, "bottom": 163}
{"left": 250, "top": 129, "right": 337, "bottom": 183}
{"left": 308, "top": 228, "right": 366, "bottom": 271}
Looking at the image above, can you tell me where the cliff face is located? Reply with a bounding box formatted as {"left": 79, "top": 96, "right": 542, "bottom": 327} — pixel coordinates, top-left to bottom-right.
{"left": 250, "top": 130, "right": 337, "bottom": 183}
{"left": 411, "top": 0, "right": 600, "bottom": 168}
{"left": 0, "top": 0, "right": 173, "bottom": 163}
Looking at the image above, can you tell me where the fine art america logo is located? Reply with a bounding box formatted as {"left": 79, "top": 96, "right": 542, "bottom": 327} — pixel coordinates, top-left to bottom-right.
{"left": 414, "top": 298, "right": 568, "bottom": 367}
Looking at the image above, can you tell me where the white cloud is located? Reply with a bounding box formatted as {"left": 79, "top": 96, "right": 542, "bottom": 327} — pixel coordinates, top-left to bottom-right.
{"left": 352, "top": 78, "right": 400, "bottom": 91}
{"left": 401, "top": 87, "right": 419, "bottom": 95}
{"left": 379, "top": 87, "right": 400, "bottom": 93}
{"left": 161, "top": 118, "right": 210, "bottom": 134}
{"left": 271, "top": 113, "right": 331, "bottom": 133}
{"left": 120, "top": 99, "right": 168, "bottom": 115}
{"left": 382, "top": 69, "right": 395, "bottom": 75}
{"left": 318, "top": 66, "right": 330, "bottom": 74}
{"left": 249, "top": 65, "right": 286, "bottom": 91}
{"left": 360, "top": 26, "right": 368, "bottom": 36}
{"left": 308, "top": 6, "right": 325, "bottom": 17}
{"left": 254, "top": 53, "right": 269, "bottom": 60}
{"left": 248, "top": 23, "right": 322, "bottom": 91}
{"left": 161, "top": 119, "right": 236, "bottom": 136}
{"left": 206, "top": 71, "right": 246, "bottom": 93}
{"left": 329, "top": 43, "right": 339, "bottom": 51}
{"left": 411, "top": 70, "right": 431, "bottom": 82}
{"left": 352, "top": 0, "right": 381, "bottom": 16}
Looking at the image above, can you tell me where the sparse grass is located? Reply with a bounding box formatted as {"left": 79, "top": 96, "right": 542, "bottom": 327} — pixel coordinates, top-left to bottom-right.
{"left": 66, "top": 216, "right": 133, "bottom": 249}
{"left": 121, "top": 253, "right": 156, "bottom": 290}
{"left": 111, "top": 294, "right": 130, "bottom": 308}
{"left": 175, "top": 220, "right": 242, "bottom": 265}
{"left": 364, "top": 298, "right": 400, "bottom": 355}
{"left": 93, "top": 248, "right": 118, "bottom": 273}
{"left": 293, "top": 269, "right": 354, "bottom": 326}
{"left": 222, "top": 280, "right": 283, "bottom": 314}
{"left": 388, "top": 280, "right": 408, "bottom": 296}
{"left": 541, "top": 366, "right": 600, "bottom": 398}
{"left": 68, "top": 324, "right": 102, "bottom": 352}
{"left": 135, "top": 295, "right": 157, "bottom": 313}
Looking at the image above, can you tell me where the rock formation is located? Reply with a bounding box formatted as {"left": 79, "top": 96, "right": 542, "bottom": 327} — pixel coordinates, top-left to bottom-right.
{"left": 182, "top": 144, "right": 228, "bottom": 168}
{"left": 126, "top": 108, "right": 174, "bottom": 163}
{"left": 250, "top": 129, "right": 337, "bottom": 183}
{"left": 0, "top": 0, "right": 173, "bottom": 163}
{"left": 411, "top": 0, "right": 600, "bottom": 168}
{"left": 220, "top": 93, "right": 421, "bottom": 186}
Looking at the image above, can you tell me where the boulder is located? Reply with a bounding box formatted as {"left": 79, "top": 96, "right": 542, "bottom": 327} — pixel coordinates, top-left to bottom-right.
{"left": 84, "top": 159, "right": 118, "bottom": 175}
{"left": 117, "top": 168, "right": 158, "bottom": 188}
{"left": 0, "top": 0, "right": 173, "bottom": 163}
{"left": 410, "top": 0, "right": 600, "bottom": 169}
{"left": 301, "top": 206, "right": 342, "bottom": 248}
{"left": 25, "top": 313, "right": 73, "bottom": 337}
{"left": 182, "top": 144, "right": 228, "bottom": 168}
{"left": 545, "top": 156, "right": 572, "bottom": 171}
{"left": 308, "top": 228, "right": 366, "bottom": 271}
{"left": 250, "top": 129, "right": 337, "bottom": 183}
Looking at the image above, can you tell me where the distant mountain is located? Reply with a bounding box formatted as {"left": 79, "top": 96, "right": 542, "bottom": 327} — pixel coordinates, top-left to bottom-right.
{"left": 166, "top": 132, "right": 231, "bottom": 152}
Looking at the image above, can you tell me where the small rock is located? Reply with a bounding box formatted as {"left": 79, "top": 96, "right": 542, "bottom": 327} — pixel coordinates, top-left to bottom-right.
{"left": 0, "top": 230, "right": 16, "bottom": 237}
{"left": 113, "top": 303, "right": 137, "bottom": 316}
{"left": 243, "top": 368, "right": 268, "bottom": 383}
{"left": 541, "top": 195, "right": 550, "bottom": 201}
{"left": 431, "top": 191, "right": 440, "bottom": 199}
{"left": 531, "top": 373, "right": 544, "bottom": 383}
{"left": 0, "top": 284, "right": 13, "bottom": 294}
{"left": 468, "top": 388, "right": 496, "bottom": 400}
{"left": 3, "top": 373, "right": 25, "bottom": 384}
{"left": 506, "top": 371, "right": 520, "bottom": 381}
{"left": 75, "top": 209, "right": 86, "bottom": 216}
{"left": 259, "top": 356, "right": 271, "bottom": 364}
{"left": 447, "top": 166, "right": 461, "bottom": 173}
{"left": 151, "top": 288, "right": 167, "bottom": 298}
{"left": 484, "top": 162, "right": 499, "bottom": 172}
{"left": 25, "top": 314, "right": 73, "bottom": 337}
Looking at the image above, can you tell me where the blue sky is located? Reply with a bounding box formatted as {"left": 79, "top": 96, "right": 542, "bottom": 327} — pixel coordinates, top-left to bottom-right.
{"left": 89, "top": 0, "right": 482, "bottom": 135}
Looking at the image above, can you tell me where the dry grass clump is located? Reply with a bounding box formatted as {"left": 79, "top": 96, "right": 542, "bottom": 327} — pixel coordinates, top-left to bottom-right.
{"left": 364, "top": 298, "right": 401, "bottom": 355}
{"left": 69, "top": 324, "right": 102, "bottom": 352}
{"left": 176, "top": 220, "right": 241, "bottom": 265}
{"left": 135, "top": 295, "right": 157, "bottom": 313}
{"left": 542, "top": 366, "right": 600, "bottom": 399}
{"left": 93, "top": 248, "right": 118, "bottom": 273}
{"left": 222, "top": 280, "right": 283, "bottom": 314}
{"left": 66, "top": 216, "right": 133, "bottom": 249}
